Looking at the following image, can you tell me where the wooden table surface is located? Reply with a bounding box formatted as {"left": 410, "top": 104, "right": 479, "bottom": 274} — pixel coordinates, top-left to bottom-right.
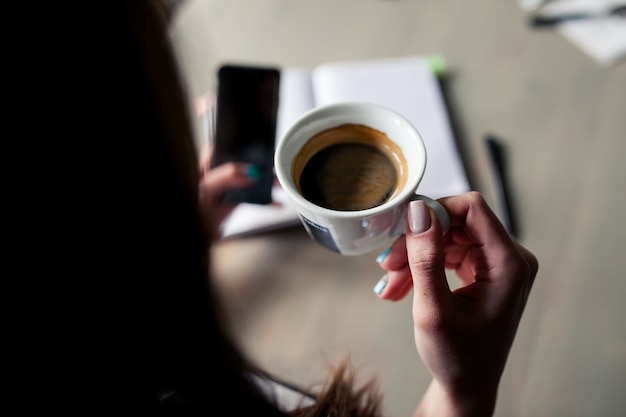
{"left": 171, "top": 1, "right": 626, "bottom": 416}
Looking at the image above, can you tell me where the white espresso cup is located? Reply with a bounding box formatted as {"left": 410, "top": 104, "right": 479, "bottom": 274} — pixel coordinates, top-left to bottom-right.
{"left": 274, "top": 102, "right": 449, "bottom": 255}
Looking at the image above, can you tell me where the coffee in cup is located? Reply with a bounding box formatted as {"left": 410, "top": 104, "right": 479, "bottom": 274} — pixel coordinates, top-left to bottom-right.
{"left": 293, "top": 123, "right": 407, "bottom": 211}
{"left": 275, "top": 102, "right": 448, "bottom": 255}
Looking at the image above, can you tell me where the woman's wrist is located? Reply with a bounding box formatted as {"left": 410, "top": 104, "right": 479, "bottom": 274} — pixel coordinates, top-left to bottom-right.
{"left": 414, "top": 379, "right": 497, "bottom": 417}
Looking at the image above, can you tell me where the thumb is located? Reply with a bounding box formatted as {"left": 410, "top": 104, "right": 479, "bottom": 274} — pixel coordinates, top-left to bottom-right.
{"left": 406, "top": 200, "right": 451, "bottom": 314}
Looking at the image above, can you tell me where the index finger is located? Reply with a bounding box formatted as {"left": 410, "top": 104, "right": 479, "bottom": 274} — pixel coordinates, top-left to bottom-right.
{"left": 439, "top": 192, "right": 527, "bottom": 282}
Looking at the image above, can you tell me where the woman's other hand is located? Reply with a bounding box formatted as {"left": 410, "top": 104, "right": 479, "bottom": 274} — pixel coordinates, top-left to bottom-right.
{"left": 198, "top": 147, "right": 261, "bottom": 240}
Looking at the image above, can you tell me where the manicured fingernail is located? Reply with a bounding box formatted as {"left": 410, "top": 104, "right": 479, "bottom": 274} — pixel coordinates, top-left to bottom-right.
{"left": 376, "top": 246, "right": 391, "bottom": 263}
{"left": 409, "top": 200, "right": 430, "bottom": 234}
{"left": 373, "top": 275, "right": 388, "bottom": 295}
{"left": 245, "top": 164, "right": 262, "bottom": 180}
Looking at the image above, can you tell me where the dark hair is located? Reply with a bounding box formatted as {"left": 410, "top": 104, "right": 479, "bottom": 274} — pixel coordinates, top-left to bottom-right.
{"left": 58, "top": 1, "right": 385, "bottom": 415}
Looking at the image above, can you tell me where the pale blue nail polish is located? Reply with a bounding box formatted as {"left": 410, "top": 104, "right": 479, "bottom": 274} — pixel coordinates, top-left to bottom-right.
{"left": 373, "top": 275, "right": 388, "bottom": 295}
{"left": 376, "top": 246, "right": 391, "bottom": 263}
{"left": 245, "top": 164, "right": 263, "bottom": 180}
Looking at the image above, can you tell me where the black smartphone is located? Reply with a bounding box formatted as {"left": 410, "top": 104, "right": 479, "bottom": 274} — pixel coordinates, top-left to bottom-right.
{"left": 211, "top": 64, "right": 280, "bottom": 205}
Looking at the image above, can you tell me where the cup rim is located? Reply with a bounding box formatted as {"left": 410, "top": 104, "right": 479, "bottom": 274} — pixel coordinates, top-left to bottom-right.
{"left": 274, "top": 102, "right": 427, "bottom": 218}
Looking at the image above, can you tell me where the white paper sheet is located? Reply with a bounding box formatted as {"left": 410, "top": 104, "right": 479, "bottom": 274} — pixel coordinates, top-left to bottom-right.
{"left": 522, "top": 0, "right": 626, "bottom": 67}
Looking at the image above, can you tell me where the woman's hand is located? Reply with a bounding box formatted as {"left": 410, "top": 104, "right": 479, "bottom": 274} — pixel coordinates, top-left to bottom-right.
{"left": 375, "top": 192, "right": 538, "bottom": 416}
{"left": 197, "top": 147, "right": 261, "bottom": 240}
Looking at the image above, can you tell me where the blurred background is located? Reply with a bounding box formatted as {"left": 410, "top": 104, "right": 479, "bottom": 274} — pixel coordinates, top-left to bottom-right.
{"left": 169, "top": 1, "right": 626, "bottom": 416}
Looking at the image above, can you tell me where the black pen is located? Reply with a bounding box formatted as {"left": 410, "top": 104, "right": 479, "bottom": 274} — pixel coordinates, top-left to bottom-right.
{"left": 484, "top": 134, "right": 517, "bottom": 237}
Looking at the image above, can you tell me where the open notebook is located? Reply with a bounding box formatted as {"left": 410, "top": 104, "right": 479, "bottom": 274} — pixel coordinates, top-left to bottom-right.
{"left": 219, "top": 55, "right": 471, "bottom": 238}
